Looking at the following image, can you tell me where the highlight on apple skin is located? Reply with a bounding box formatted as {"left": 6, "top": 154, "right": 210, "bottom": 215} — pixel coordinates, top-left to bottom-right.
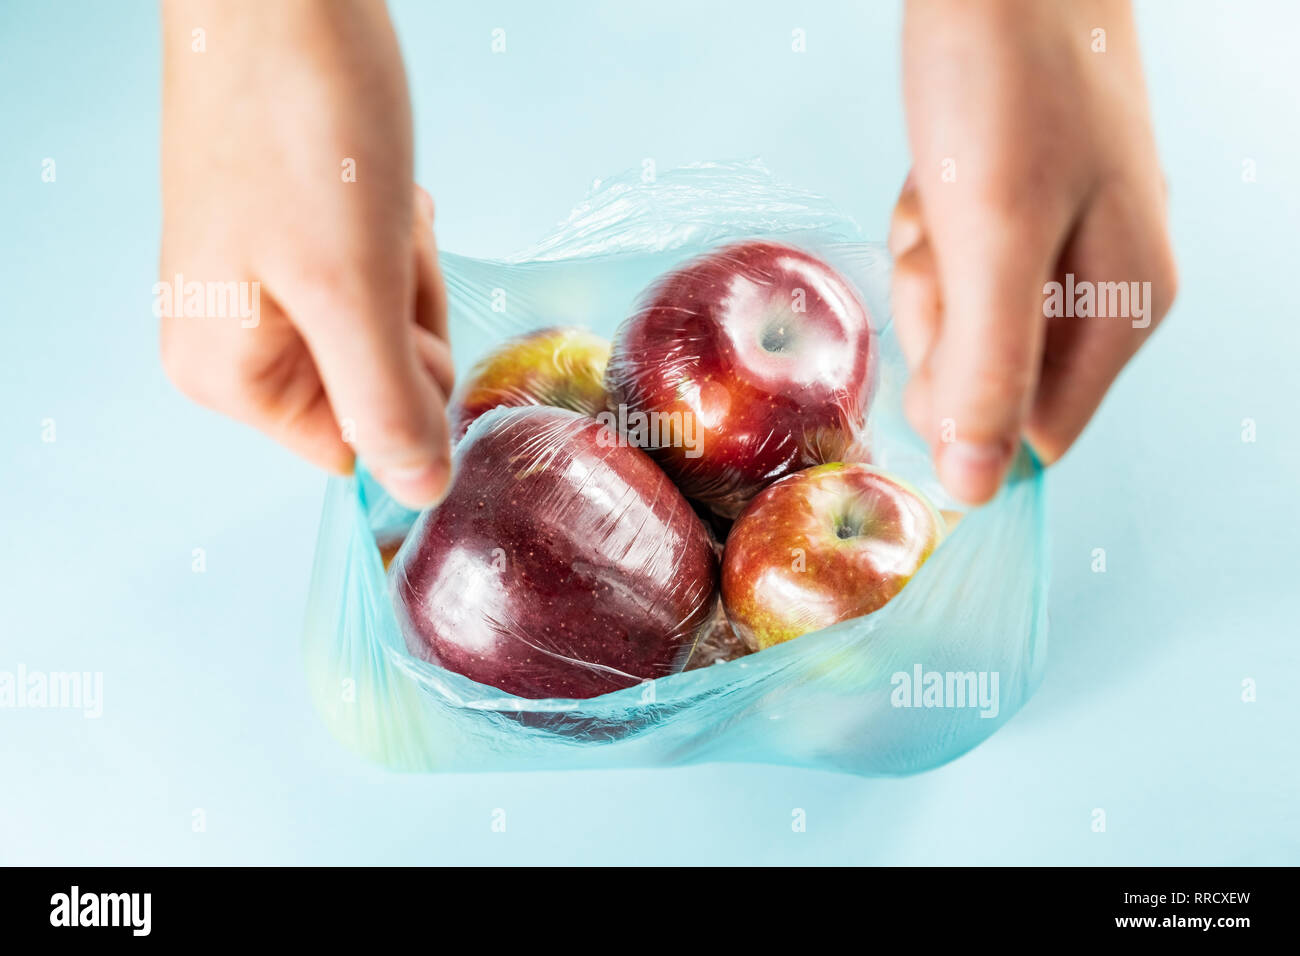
{"left": 605, "top": 240, "right": 875, "bottom": 518}
{"left": 446, "top": 326, "right": 611, "bottom": 443}
{"left": 389, "top": 406, "right": 719, "bottom": 700}
{"left": 721, "top": 462, "right": 944, "bottom": 651}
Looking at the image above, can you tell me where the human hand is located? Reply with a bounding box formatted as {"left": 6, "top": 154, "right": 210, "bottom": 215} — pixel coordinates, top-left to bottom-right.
{"left": 893, "top": 0, "right": 1178, "bottom": 504}
{"left": 159, "top": 0, "right": 453, "bottom": 508}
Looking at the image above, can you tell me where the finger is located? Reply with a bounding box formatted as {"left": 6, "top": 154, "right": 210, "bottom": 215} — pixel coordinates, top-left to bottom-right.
{"left": 887, "top": 171, "right": 924, "bottom": 259}
{"left": 1026, "top": 180, "right": 1178, "bottom": 463}
{"left": 911, "top": 198, "right": 1067, "bottom": 504}
{"left": 161, "top": 279, "right": 357, "bottom": 475}
{"left": 900, "top": 3, "right": 1084, "bottom": 503}
{"left": 234, "top": 296, "right": 358, "bottom": 474}
{"left": 263, "top": 381, "right": 357, "bottom": 475}
{"left": 291, "top": 271, "right": 453, "bottom": 509}
{"left": 891, "top": 236, "right": 942, "bottom": 374}
{"left": 412, "top": 325, "right": 456, "bottom": 400}
{"left": 413, "top": 184, "right": 450, "bottom": 342}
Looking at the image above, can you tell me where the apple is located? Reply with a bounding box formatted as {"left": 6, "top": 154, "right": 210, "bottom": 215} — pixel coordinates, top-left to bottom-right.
{"left": 721, "top": 462, "right": 943, "bottom": 651}
{"left": 447, "top": 326, "right": 611, "bottom": 443}
{"left": 605, "top": 240, "right": 875, "bottom": 517}
{"left": 940, "top": 509, "right": 964, "bottom": 536}
{"left": 377, "top": 533, "right": 405, "bottom": 571}
{"left": 390, "top": 406, "right": 718, "bottom": 699}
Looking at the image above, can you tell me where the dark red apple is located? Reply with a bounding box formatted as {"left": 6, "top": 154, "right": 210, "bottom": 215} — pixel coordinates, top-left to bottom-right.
{"left": 605, "top": 240, "right": 875, "bottom": 517}
{"left": 390, "top": 406, "right": 718, "bottom": 699}
{"left": 447, "top": 326, "right": 611, "bottom": 443}
{"left": 722, "top": 462, "right": 943, "bottom": 650}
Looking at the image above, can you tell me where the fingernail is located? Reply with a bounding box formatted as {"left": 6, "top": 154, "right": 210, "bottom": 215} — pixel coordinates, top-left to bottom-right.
{"left": 373, "top": 459, "right": 451, "bottom": 510}
{"left": 937, "top": 440, "right": 1013, "bottom": 505}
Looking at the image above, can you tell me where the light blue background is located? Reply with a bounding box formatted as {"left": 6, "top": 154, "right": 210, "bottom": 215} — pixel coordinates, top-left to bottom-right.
{"left": 2, "top": 0, "right": 1297, "bottom": 864}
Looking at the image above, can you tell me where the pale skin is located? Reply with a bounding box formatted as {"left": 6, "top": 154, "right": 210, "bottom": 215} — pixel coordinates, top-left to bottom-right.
{"left": 894, "top": 0, "right": 1177, "bottom": 502}
{"left": 160, "top": 0, "right": 1175, "bottom": 509}
{"left": 160, "top": 0, "right": 454, "bottom": 507}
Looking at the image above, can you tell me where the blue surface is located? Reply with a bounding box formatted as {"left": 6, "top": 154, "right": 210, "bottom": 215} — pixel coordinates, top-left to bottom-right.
{"left": 1, "top": 0, "right": 1297, "bottom": 864}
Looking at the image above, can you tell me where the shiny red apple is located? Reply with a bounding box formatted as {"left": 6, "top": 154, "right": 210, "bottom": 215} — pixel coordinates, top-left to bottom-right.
{"left": 721, "top": 462, "right": 943, "bottom": 650}
{"left": 447, "top": 326, "right": 611, "bottom": 443}
{"left": 605, "top": 240, "right": 875, "bottom": 517}
{"left": 390, "top": 406, "right": 718, "bottom": 699}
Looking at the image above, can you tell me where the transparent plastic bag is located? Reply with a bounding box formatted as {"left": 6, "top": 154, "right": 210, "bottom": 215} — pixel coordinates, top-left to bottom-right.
{"left": 303, "top": 160, "right": 1048, "bottom": 775}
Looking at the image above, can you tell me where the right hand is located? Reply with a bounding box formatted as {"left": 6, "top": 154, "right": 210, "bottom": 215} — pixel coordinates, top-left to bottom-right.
{"left": 893, "top": 0, "right": 1178, "bottom": 504}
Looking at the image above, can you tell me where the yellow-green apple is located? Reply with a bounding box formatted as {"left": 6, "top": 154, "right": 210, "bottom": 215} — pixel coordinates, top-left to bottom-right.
{"left": 721, "top": 462, "right": 943, "bottom": 650}
{"left": 390, "top": 406, "right": 718, "bottom": 699}
{"left": 605, "top": 241, "right": 874, "bottom": 517}
{"left": 447, "top": 326, "right": 610, "bottom": 443}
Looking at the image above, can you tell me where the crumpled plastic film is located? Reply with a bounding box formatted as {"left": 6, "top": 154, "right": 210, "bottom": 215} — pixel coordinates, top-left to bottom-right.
{"left": 302, "top": 160, "right": 1048, "bottom": 775}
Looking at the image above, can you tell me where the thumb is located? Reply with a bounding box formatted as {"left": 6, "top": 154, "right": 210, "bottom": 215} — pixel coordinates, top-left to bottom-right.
{"left": 909, "top": 201, "right": 1063, "bottom": 504}
{"left": 299, "top": 287, "right": 452, "bottom": 509}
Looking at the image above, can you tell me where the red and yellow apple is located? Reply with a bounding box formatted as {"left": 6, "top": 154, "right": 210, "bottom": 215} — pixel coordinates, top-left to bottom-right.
{"left": 605, "top": 241, "right": 875, "bottom": 517}
{"left": 390, "top": 406, "right": 718, "bottom": 699}
{"left": 721, "top": 462, "right": 943, "bottom": 650}
{"left": 447, "top": 326, "right": 611, "bottom": 443}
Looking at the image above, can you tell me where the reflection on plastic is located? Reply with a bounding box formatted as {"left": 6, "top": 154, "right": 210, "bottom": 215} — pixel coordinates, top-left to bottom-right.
{"left": 302, "top": 161, "right": 1048, "bottom": 776}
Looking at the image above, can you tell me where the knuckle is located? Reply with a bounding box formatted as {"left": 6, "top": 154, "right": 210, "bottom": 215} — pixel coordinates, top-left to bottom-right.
{"left": 966, "top": 161, "right": 1073, "bottom": 245}
{"left": 955, "top": 352, "right": 1036, "bottom": 437}
{"left": 970, "top": 181, "right": 1023, "bottom": 224}
{"left": 159, "top": 323, "right": 209, "bottom": 405}
{"left": 970, "top": 160, "right": 1044, "bottom": 219}
{"left": 980, "top": 359, "right": 1035, "bottom": 415}
{"left": 283, "top": 261, "right": 355, "bottom": 311}
{"left": 359, "top": 409, "right": 437, "bottom": 463}
{"left": 285, "top": 260, "right": 408, "bottom": 337}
